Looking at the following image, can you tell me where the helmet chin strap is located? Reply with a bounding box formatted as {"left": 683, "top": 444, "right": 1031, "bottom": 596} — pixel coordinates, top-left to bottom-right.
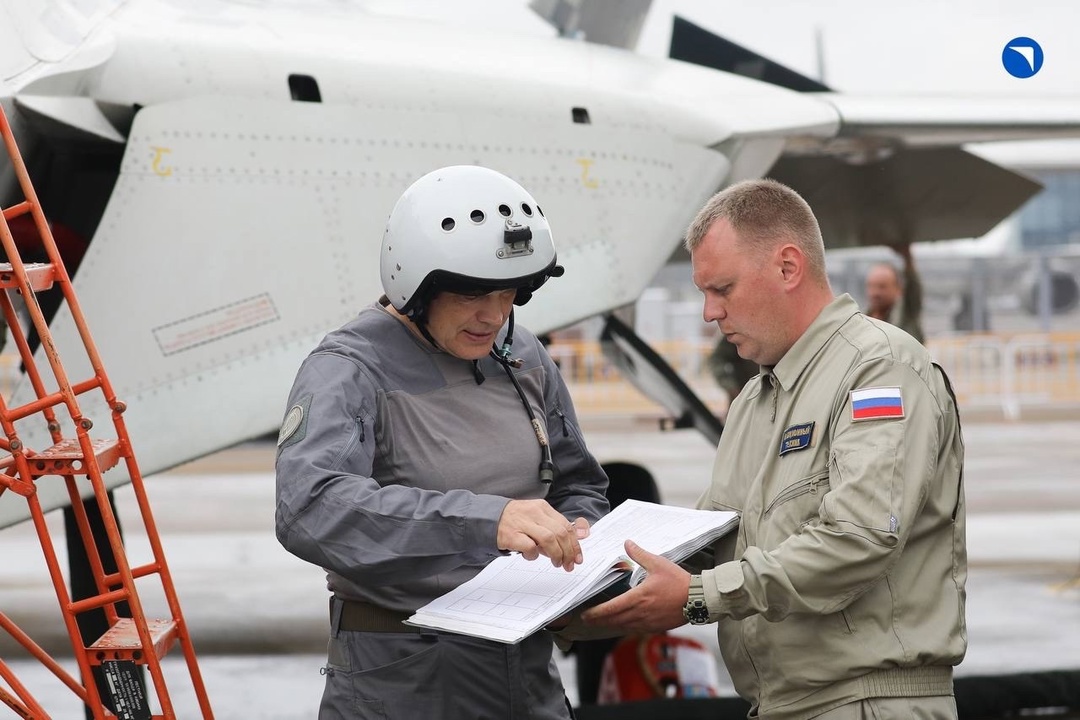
{"left": 493, "top": 306, "right": 522, "bottom": 368}
{"left": 489, "top": 309, "right": 555, "bottom": 483}
{"left": 412, "top": 321, "right": 490, "bottom": 388}
{"left": 406, "top": 302, "right": 486, "bottom": 386}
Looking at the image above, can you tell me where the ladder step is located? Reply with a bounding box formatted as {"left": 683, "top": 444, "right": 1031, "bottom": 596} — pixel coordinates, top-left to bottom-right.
{"left": 102, "top": 561, "right": 162, "bottom": 588}
{"left": 0, "top": 262, "right": 57, "bottom": 291}
{"left": 24, "top": 438, "right": 122, "bottom": 476}
{"left": 1, "top": 200, "right": 33, "bottom": 221}
{"left": 88, "top": 618, "right": 178, "bottom": 664}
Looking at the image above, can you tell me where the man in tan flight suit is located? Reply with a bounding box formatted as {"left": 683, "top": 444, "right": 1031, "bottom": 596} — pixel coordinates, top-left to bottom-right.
{"left": 583, "top": 179, "right": 967, "bottom": 720}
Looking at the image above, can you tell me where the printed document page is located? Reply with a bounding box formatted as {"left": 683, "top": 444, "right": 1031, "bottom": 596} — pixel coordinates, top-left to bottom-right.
{"left": 406, "top": 500, "right": 739, "bottom": 643}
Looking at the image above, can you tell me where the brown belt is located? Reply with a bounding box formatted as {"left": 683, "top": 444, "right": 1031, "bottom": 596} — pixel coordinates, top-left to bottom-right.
{"left": 334, "top": 598, "right": 427, "bottom": 634}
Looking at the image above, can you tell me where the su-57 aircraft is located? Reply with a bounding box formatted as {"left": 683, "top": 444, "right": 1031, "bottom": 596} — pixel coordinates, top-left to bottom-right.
{"left": 2, "top": 2, "right": 1080, "bottom": 718}
{"left": 1, "top": 0, "right": 1079, "bottom": 532}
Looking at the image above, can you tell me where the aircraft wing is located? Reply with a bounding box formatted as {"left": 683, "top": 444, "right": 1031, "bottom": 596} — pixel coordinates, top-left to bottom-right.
{"left": 813, "top": 95, "right": 1080, "bottom": 148}
{"left": 768, "top": 96, "right": 1076, "bottom": 248}
{"left": 669, "top": 15, "right": 1080, "bottom": 249}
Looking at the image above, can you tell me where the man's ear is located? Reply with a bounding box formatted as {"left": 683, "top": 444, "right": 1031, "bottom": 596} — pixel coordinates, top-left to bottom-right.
{"left": 777, "top": 243, "right": 803, "bottom": 286}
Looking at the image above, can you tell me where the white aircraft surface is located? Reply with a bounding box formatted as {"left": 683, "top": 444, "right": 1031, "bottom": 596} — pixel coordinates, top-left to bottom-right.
{"left": 2, "top": 0, "right": 1080, "bottom": 532}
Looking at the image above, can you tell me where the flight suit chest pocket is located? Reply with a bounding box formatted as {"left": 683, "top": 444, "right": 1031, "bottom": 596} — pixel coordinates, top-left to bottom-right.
{"left": 759, "top": 469, "right": 829, "bottom": 549}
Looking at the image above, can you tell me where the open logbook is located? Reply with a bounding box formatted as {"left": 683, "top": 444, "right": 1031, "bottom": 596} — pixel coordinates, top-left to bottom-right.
{"left": 405, "top": 500, "right": 740, "bottom": 643}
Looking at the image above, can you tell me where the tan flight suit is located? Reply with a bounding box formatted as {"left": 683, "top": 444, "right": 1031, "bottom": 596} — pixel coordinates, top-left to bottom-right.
{"left": 697, "top": 294, "right": 966, "bottom": 720}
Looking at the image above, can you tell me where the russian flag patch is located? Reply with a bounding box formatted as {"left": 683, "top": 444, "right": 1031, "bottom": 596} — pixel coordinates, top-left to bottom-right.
{"left": 850, "top": 387, "right": 904, "bottom": 422}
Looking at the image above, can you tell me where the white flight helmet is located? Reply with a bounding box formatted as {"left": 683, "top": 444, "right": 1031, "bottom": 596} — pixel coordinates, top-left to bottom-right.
{"left": 381, "top": 165, "right": 563, "bottom": 318}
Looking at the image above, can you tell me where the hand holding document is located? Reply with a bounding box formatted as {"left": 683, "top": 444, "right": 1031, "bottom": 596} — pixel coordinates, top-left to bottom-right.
{"left": 406, "top": 500, "right": 739, "bottom": 643}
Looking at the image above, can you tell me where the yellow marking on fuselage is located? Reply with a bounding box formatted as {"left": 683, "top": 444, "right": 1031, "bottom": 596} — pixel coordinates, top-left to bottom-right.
{"left": 576, "top": 158, "right": 598, "bottom": 189}
{"left": 152, "top": 147, "right": 173, "bottom": 177}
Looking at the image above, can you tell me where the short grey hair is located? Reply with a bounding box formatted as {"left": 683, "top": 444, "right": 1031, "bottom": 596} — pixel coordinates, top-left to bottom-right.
{"left": 684, "top": 178, "right": 828, "bottom": 283}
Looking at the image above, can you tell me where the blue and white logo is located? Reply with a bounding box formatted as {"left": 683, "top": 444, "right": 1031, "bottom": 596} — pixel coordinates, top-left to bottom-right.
{"left": 1002, "top": 37, "right": 1043, "bottom": 78}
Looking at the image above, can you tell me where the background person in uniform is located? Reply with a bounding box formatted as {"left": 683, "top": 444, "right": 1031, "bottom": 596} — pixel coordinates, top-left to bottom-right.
{"left": 275, "top": 165, "right": 609, "bottom": 720}
{"left": 706, "top": 334, "right": 759, "bottom": 405}
{"left": 864, "top": 242, "right": 925, "bottom": 344}
{"left": 582, "top": 179, "right": 967, "bottom": 720}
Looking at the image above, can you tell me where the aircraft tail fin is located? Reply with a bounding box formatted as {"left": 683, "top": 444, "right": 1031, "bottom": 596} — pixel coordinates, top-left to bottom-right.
{"left": 529, "top": 0, "right": 652, "bottom": 50}
{"left": 669, "top": 15, "right": 831, "bottom": 93}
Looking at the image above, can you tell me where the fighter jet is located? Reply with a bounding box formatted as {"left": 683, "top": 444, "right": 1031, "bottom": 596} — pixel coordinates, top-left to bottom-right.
{"left": 2, "top": 0, "right": 1080, "bottom": 531}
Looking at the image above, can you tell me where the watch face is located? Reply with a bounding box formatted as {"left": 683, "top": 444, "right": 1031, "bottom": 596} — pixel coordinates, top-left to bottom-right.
{"left": 684, "top": 576, "right": 709, "bottom": 624}
{"left": 687, "top": 605, "right": 710, "bottom": 624}
{"left": 684, "top": 599, "right": 710, "bottom": 625}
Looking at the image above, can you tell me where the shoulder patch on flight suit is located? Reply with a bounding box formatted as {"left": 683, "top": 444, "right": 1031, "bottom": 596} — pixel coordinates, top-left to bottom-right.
{"left": 779, "top": 421, "right": 815, "bottom": 456}
{"left": 850, "top": 387, "right": 904, "bottom": 422}
{"left": 277, "top": 393, "right": 312, "bottom": 449}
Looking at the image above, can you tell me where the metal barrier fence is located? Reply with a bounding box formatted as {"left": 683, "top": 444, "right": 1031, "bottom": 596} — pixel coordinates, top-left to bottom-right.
{"left": 546, "top": 339, "right": 731, "bottom": 420}
{"left": 548, "top": 333, "right": 1080, "bottom": 422}
{"left": 2, "top": 333, "right": 1077, "bottom": 423}
{"left": 930, "top": 333, "right": 1080, "bottom": 420}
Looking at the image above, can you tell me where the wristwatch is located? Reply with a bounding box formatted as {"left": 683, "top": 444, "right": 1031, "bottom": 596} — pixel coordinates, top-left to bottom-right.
{"left": 682, "top": 574, "right": 711, "bottom": 625}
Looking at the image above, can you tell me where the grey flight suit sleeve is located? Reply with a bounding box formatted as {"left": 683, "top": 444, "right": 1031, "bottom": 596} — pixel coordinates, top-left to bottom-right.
{"left": 535, "top": 340, "right": 610, "bottom": 526}
{"left": 703, "top": 358, "right": 952, "bottom": 620}
{"left": 274, "top": 352, "right": 511, "bottom": 586}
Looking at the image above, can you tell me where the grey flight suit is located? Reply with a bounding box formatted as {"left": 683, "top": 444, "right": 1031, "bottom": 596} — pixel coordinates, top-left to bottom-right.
{"left": 275, "top": 302, "right": 609, "bottom": 719}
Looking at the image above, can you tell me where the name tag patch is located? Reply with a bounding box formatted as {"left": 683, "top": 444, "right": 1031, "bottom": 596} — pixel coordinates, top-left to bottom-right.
{"left": 850, "top": 387, "right": 904, "bottom": 422}
{"left": 779, "top": 421, "right": 815, "bottom": 456}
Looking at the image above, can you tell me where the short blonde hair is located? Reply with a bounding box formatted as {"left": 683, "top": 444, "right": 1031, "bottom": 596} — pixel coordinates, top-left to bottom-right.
{"left": 684, "top": 178, "right": 828, "bottom": 283}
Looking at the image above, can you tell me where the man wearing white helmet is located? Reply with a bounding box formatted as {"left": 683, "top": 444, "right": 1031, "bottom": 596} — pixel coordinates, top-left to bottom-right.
{"left": 275, "top": 165, "right": 609, "bottom": 719}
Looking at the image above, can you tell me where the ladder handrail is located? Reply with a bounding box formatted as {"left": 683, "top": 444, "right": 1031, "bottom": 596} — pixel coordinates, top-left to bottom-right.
{"left": 0, "top": 103, "right": 214, "bottom": 718}
{"left": 0, "top": 109, "right": 124, "bottom": 418}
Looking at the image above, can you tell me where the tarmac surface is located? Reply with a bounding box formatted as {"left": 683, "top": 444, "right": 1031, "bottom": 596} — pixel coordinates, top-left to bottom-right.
{"left": 2, "top": 416, "right": 1079, "bottom": 718}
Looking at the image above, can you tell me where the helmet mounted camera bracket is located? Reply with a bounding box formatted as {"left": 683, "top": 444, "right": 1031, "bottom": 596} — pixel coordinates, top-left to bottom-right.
{"left": 497, "top": 219, "right": 534, "bottom": 260}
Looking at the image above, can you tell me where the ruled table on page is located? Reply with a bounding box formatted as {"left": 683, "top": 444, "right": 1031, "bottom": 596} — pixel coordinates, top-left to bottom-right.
{"left": 408, "top": 501, "right": 739, "bottom": 642}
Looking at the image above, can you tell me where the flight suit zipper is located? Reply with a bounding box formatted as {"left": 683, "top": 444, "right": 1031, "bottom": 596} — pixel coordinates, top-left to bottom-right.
{"left": 330, "top": 414, "right": 367, "bottom": 468}
{"left": 762, "top": 470, "right": 829, "bottom": 518}
{"left": 554, "top": 407, "right": 569, "bottom": 437}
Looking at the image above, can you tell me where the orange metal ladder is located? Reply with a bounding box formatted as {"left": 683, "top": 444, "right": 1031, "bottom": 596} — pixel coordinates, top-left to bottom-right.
{"left": 0, "top": 105, "right": 214, "bottom": 718}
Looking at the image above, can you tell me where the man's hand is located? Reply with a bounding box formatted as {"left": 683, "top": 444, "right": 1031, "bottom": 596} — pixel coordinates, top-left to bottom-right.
{"left": 581, "top": 540, "right": 691, "bottom": 633}
{"left": 497, "top": 500, "right": 589, "bottom": 572}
